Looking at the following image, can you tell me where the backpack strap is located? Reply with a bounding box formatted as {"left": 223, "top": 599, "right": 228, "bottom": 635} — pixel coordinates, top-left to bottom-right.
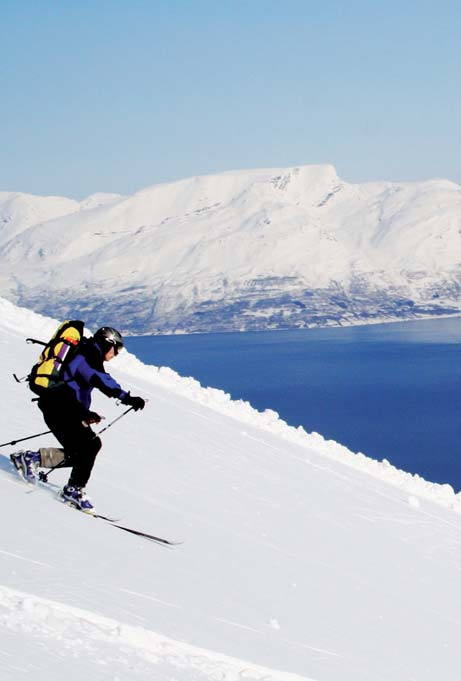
{"left": 26, "top": 338, "right": 47, "bottom": 346}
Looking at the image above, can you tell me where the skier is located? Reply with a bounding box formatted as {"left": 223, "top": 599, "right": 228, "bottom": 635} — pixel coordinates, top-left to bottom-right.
{"left": 10, "top": 326, "right": 145, "bottom": 511}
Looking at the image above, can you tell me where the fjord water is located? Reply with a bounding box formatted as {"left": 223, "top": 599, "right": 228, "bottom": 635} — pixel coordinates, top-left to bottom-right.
{"left": 125, "top": 317, "right": 461, "bottom": 489}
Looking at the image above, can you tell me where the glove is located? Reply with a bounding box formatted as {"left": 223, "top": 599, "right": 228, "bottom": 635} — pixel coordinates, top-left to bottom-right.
{"left": 83, "top": 411, "right": 102, "bottom": 424}
{"left": 122, "top": 393, "right": 146, "bottom": 411}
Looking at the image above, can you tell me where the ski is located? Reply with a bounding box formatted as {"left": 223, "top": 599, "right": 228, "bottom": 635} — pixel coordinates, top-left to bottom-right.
{"left": 9, "top": 455, "right": 180, "bottom": 546}
{"left": 91, "top": 513, "right": 122, "bottom": 523}
{"left": 62, "top": 495, "right": 180, "bottom": 545}
{"left": 62, "top": 505, "right": 121, "bottom": 523}
{"left": 107, "top": 521, "right": 182, "bottom": 546}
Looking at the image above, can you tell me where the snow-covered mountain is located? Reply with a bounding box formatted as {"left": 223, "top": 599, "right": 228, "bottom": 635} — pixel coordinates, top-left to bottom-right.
{"left": 1, "top": 165, "right": 461, "bottom": 334}
{"left": 2, "top": 297, "right": 461, "bottom": 680}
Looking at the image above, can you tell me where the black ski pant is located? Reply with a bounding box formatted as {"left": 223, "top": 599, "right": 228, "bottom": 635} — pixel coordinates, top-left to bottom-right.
{"left": 38, "top": 394, "right": 102, "bottom": 488}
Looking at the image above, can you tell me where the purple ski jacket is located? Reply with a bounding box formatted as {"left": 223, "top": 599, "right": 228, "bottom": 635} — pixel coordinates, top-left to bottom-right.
{"left": 63, "top": 339, "right": 128, "bottom": 410}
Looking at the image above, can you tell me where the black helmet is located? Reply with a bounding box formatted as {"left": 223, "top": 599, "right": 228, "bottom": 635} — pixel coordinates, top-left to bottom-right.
{"left": 93, "top": 327, "right": 124, "bottom": 355}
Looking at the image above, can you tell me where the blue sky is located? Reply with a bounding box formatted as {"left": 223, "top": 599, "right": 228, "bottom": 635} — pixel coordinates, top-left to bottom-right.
{"left": 1, "top": 0, "right": 460, "bottom": 198}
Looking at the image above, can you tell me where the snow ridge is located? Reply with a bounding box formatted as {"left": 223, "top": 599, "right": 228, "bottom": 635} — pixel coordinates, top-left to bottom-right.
{"left": 3, "top": 295, "right": 460, "bottom": 509}
{"left": 0, "top": 585, "right": 308, "bottom": 681}
{"left": 119, "top": 347, "right": 461, "bottom": 509}
{"left": 1, "top": 164, "right": 461, "bottom": 333}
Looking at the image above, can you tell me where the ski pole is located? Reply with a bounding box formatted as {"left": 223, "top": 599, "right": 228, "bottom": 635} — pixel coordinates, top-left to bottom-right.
{"left": 0, "top": 408, "right": 133, "bottom": 449}
{"left": 38, "top": 458, "right": 68, "bottom": 482}
{"left": 38, "top": 407, "right": 136, "bottom": 483}
{"left": 96, "top": 406, "right": 134, "bottom": 436}
{"left": 0, "top": 430, "right": 52, "bottom": 448}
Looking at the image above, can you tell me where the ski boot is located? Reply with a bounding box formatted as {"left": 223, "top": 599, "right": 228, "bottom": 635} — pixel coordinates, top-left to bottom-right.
{"left": 60, "top": 485, "right": 94, "bottom": 513}
{"left": 10, "top": 450, "right": 41, "bottom": 483}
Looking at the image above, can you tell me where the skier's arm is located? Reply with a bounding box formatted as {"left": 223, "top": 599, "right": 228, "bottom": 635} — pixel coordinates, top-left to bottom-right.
{"left": 93, "top": 373, "right": 145, "bottom": 410}
{"left": 71, "top": 355, "right": 128, "bottom": 401}
{"left": 91, "top": 370, "right": 128, "bottom": 401}
{"left": 72, "top": 355, "right": 144, "bottom": 408}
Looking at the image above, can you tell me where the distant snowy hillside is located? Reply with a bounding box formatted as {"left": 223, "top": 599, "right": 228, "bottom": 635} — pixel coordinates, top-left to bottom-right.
{"left": 1, "top": 165, "right": 461, "bottom": 333}
{"left": 2, "top": 297, "right": 461, "bottom": 681}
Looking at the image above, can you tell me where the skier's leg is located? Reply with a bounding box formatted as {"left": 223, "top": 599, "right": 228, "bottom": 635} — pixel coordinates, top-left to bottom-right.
{"left": 39, "top": 447, "right": 66, "bottom": 468}
{"left": 67, "top": 428, "right": 102, "bottom": 488}
{"left": 40, "top": 408, "right": 102, "bottom": 488}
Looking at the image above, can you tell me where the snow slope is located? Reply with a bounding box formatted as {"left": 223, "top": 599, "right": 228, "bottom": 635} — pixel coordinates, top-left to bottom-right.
{"left": 1, "top": 297, "right": 461, "bottom": 680}
{"left": 1, "top": 165, "right": 460, "bottom": 333}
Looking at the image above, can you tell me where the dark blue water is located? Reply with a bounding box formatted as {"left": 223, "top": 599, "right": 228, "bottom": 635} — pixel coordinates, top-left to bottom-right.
{"left": 125, "top": 318, "right": 461, "bottom": 489}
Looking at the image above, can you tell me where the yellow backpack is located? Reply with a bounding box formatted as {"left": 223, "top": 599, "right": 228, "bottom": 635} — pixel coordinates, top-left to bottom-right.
{"left": 28, "top": 320, "right": 85, "bottom": 395}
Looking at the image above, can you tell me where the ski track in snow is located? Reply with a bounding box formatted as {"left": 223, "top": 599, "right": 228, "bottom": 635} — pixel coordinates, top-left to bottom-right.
{"left": 0, "top": 550, "right": 52, "bottom": 569}
{"left": 120, "top": 588, "right": 183, "bottom": 610}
